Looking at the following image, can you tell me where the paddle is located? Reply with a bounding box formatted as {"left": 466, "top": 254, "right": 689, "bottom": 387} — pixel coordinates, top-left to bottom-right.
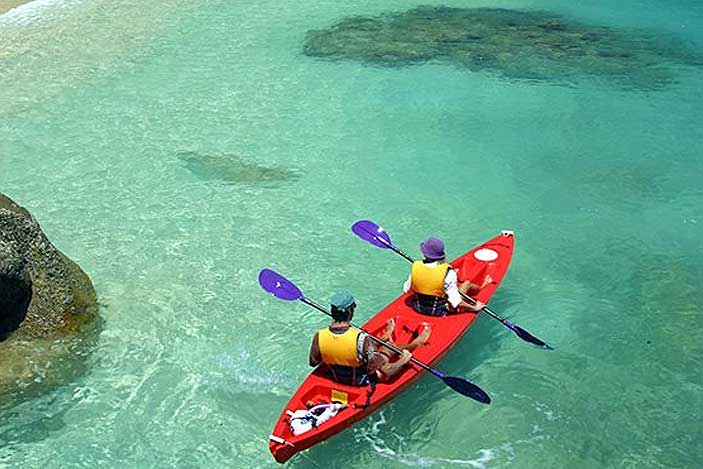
{"left": 258, "top": 268, "right": 491, "bottom": 404}
{"left": 352, "top": 219, "right": 553, "bottom": 350}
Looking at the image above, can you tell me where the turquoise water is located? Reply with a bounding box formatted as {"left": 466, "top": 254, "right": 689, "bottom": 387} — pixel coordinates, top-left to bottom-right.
{"left": 1, "top": 0, "right": 702, "bottom": 467}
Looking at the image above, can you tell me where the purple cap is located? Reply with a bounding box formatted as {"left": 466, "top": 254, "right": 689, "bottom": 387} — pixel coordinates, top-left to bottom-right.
{"left": 420, "top": 237, "right": 446, "bottom": 260}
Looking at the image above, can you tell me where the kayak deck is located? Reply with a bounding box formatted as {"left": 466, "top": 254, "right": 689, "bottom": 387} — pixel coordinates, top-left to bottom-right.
{"left": 269, "top": 231, "right": 515, "bottom": 463}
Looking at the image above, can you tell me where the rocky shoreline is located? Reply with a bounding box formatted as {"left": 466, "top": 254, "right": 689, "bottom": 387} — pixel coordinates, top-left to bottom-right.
{"left": 0, "top": 192, "right": 100, "bottom": 392}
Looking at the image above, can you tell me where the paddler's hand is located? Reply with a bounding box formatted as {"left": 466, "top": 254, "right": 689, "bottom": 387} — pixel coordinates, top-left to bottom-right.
{"left": 472, "top": 300, "right": 486, "bottom": 311}
{"left": 458, "top": 300, "right": 484, "bottom": 313}
{"left": 377, "top": 349, "right": 413, "bottom": 378}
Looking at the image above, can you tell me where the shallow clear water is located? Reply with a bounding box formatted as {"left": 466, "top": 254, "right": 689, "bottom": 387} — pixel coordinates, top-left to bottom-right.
{"left": 1, "top": 0, "right": 701, "bottom": 467}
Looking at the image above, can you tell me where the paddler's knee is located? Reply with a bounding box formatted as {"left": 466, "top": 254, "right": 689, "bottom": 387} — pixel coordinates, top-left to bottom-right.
{"left": 459, "top": 280, "right": 480, "bottom": 296}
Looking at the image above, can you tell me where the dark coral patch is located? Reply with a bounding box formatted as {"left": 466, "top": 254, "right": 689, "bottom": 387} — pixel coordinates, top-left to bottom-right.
{"left": 304, "top": 6, "right": 702, "bottom": 89}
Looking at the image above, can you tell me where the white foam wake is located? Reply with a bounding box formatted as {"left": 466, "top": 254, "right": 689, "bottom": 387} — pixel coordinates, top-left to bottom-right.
{"left": 353, "top": 411, "right": 510, "bottom": 468}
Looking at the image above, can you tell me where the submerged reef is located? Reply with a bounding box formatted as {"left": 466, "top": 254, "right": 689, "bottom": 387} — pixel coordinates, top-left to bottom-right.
{"left": 177, "top": 151, "right": 298, "bottom": 185}
{"left": 304, "top": 6, "right": 702, "bottom": 88}
{"left": 0, "top": 193, "right": 100, "bottom": 394}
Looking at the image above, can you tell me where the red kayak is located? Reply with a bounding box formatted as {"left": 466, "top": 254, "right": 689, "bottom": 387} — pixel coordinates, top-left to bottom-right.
{"left": 268, "top": 230, "right": 515, "bottom": 463}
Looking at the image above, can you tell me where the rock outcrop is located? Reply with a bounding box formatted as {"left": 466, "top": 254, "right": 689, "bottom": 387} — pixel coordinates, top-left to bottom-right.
{"left": 0, "top": 193, "right": 99, "bottom": 392}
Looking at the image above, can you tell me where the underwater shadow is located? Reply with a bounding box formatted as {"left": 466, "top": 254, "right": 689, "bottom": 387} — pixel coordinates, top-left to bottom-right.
{"left": 176, "top": 151, "right": 300, "bottom": 187}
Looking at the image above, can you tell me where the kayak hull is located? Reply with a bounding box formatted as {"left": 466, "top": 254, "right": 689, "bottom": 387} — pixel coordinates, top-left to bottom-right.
{"left": 269, "top": 231, "right": 515, "bottom": 463}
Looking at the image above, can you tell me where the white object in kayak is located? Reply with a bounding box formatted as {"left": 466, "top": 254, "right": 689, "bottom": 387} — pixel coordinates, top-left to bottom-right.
{"left": 287, "top": 403, "right": 346, "bottom": 436}
{"left": 474, "top": 248, "right": 499, "bottom": 262}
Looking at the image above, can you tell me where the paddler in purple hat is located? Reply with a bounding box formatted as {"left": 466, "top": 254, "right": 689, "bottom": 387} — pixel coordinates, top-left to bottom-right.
{"left": 403, "top": 237, "right": 492, "bottom": 316}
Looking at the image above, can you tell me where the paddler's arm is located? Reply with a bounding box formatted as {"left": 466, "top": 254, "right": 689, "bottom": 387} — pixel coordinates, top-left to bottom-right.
{"left": 377, "top": 350, "right": 412, "bottom": 377}
{"left": 403, "top": 275, "right": 412, "bottom": 293}
{"left": 359, "top": 336, "right": 411, "bottom": 378}
{"left": 309, "top": 333, "right": 322, "bottom": 367}
{"left": 445, "top": 269, "right": 485, "bottom": 312}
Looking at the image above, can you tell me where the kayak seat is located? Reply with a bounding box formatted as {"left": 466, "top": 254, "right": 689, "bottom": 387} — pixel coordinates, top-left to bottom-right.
{"left": 404, "top": 295, "right": 441, "bottom": 316}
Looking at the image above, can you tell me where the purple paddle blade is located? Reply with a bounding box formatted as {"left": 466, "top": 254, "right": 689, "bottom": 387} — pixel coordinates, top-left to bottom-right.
{"left": 351, "top": 220, "right": 393, "bottom": 249}
{"left": 258, "top": 269, "right": 304, "bottom": 301}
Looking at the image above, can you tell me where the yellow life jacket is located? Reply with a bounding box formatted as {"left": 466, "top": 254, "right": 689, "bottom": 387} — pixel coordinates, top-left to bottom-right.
{"left": 410, "top": 260, "right": 450, "bottom": 297}
{"left": 318, "top": 328, "right": 362, "bottom": 367}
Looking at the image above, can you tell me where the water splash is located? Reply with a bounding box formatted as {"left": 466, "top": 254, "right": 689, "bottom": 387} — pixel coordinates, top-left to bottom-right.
{"left": 353, "top": 411, "right": 525, "bottom": 468}
{"left": 210, "top": 346, "right": 295, "bottom": 396}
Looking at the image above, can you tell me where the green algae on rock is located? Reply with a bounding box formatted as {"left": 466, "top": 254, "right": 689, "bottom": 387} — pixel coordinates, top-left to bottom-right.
{"left": 177, "top": 151, "right": 299, "bottom": 185}
{"left": 303, "top": 6, "right": 702, "bottom": 88}
{"left": 0, "top": 193, "right": 99, "bottom": 393}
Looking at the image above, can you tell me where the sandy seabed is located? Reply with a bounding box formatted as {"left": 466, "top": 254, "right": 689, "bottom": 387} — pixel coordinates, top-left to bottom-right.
{"left": 0, "top": 0, "right": 35, "bottom": 15}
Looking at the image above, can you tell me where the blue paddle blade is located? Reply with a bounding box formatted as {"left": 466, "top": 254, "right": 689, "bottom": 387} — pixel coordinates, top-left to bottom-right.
{"left": 258, "top": 269, "right": 304, "bottom": 301}
{"left": 431, "top": 369, "right": 491, "bottom": 404}
{"left": 442, "top": 376, "right": 492, "bottom": 404}
{"left": 351, "top": 220, "right": 393, "bottom": 249}
{"left": 510, "top": 322, "right": 554, "bottom": 350}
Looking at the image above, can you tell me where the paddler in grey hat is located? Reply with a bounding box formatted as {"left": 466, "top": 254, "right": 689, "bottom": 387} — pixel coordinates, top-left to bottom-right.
{"left": 309, "top": 290, "right": 430, "bottom": 385}
{"left": 404, "top": 237, "right": 492, "bottom": 316}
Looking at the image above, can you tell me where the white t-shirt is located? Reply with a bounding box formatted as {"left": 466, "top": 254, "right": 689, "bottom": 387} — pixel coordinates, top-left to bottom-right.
{"left": 403, "top": 261, "right": 462, "bottom": 308}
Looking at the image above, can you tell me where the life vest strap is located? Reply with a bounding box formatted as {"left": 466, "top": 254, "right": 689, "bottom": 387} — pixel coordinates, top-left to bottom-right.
{"left": 352, "top": 376, "right": 377, "bottom": 410}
